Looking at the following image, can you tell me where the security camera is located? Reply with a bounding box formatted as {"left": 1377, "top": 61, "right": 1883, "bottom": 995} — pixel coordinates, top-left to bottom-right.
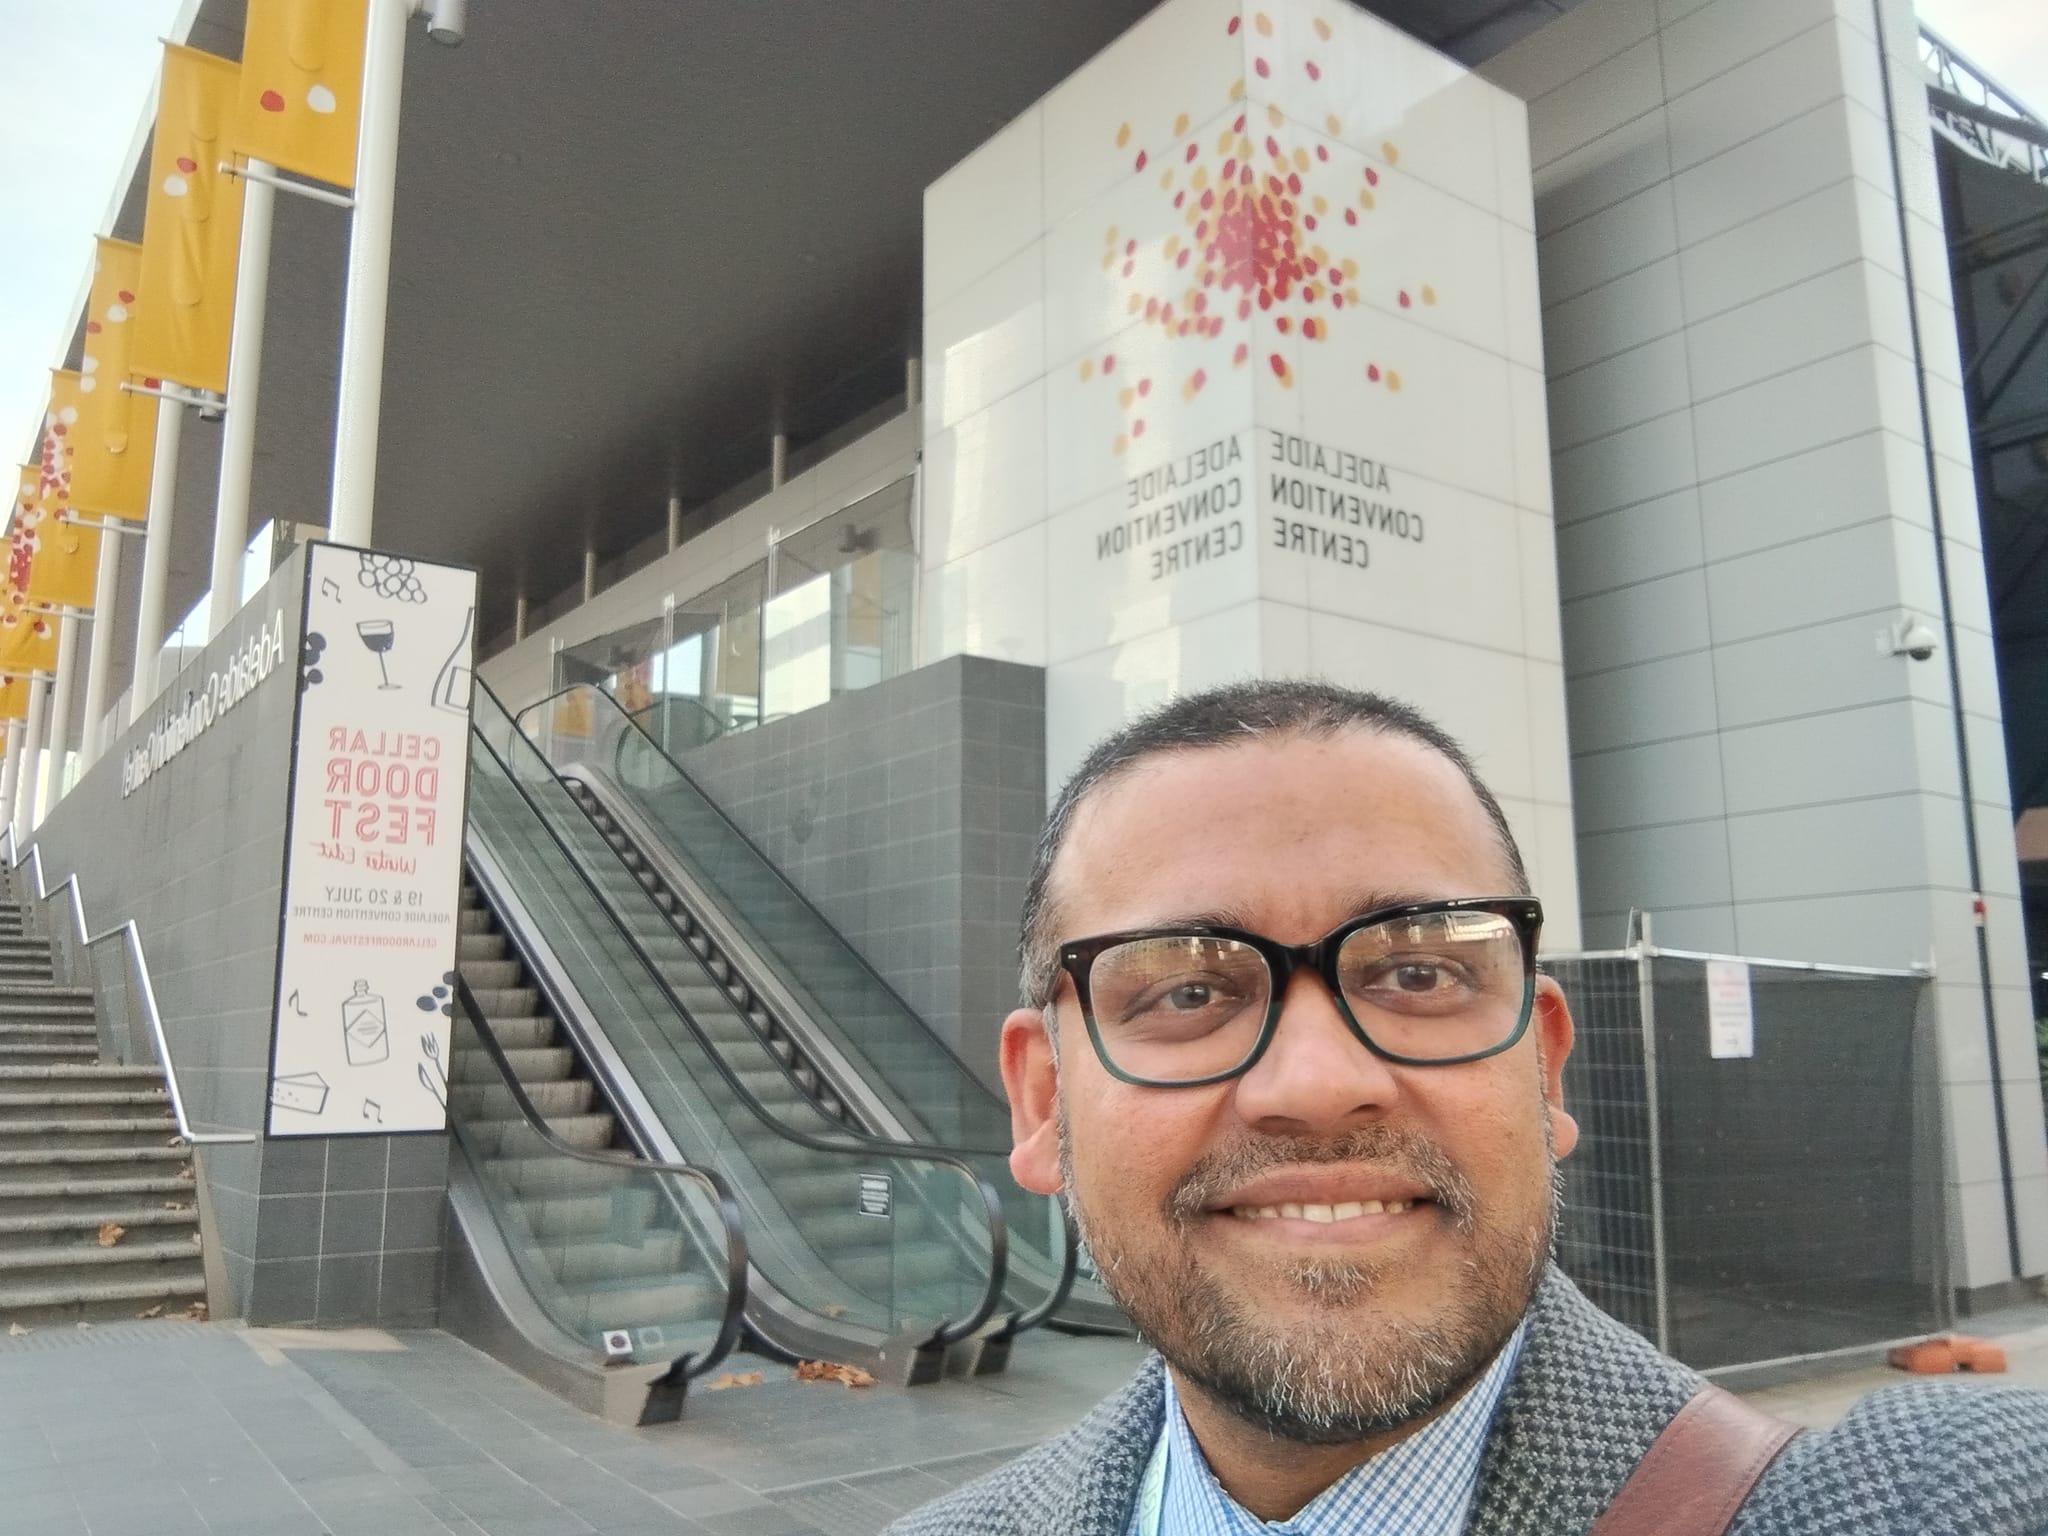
{"left": 1880, "top": 618, "right": 1939, "bottom": 661}
{"left": 423, "top": 0, "right": 465, "bottom": 45}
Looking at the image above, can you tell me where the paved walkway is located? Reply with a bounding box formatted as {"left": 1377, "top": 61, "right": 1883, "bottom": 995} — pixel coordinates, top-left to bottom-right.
{"left": 1, "top": 1309, "right": 2043, "bottom": 1536}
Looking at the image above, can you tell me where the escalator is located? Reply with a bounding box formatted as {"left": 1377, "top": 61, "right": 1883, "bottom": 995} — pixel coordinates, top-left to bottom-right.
{"left": 515, "top": 683, "right": 1125, "bottom": 1334}
{"left": 438, "top": 936, "right": 747, "bottom": 1425}
{"left": 462, "top": 685, "right": 1063, "bottom": 1383}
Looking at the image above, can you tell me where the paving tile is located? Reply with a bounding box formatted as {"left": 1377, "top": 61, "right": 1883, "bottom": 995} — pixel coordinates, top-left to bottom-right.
{"left": 698, "top": 1507, "right": 830, "bottom": 1536}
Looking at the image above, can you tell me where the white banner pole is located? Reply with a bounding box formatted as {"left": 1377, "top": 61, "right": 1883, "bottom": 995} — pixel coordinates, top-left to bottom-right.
{"left": 79, "top": 519, "right": 124, "bottom": 767}
{"left": 130, "top": 395, "right": 183, "bottom": 726}
{"left": 43, "top": 614, "right": 80, "bottom": 811}
{"left": 0, "top": 719, "right": 21, "bottom": 828}
{"left": 209, "top": 159, "right": 277, "bottom": 641}
{"left": 15, "top": 673, "right": 48, "bottom": 838}
{"left": 326, "top": 0, "right": 410, "bottom": 548}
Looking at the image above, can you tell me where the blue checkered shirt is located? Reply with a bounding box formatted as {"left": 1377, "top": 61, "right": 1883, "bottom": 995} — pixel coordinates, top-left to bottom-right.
{"left": 1137, "top": 1323, "right": 1527, "bottom": 1535}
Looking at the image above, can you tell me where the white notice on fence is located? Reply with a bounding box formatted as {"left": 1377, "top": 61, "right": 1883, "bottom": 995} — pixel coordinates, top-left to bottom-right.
{"left": 267, "top": 543, "right": 477, "bottom": 1137}
{"left": 1705, "top": 959, "right": 1755, "bottom": 1060}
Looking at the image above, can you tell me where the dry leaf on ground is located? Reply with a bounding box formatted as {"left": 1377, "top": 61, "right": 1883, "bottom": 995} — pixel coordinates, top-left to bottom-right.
{"left": 6, "top": 1323, "right": 29, "bottom": 1337}
{"left": 177, "top": 1167, "right": 196, "bottom": 1182}
{"left": 704, "top": 1371, "right": 765, "bottom": 1391}
{"left": 137, "top": 1304, "right": 164, "bottom": 1320}
{"left": 820, "top": 1303, "right": 849, "bottom": 1319}
{"left": 183, "top": 1301, "right": 208, "bottom": 1321}
{"left": 96, "top": 1222, "right": 125, "bottom": 1248}
{"left": 794, "top": 1359, "right": 876, "bottom": 1389}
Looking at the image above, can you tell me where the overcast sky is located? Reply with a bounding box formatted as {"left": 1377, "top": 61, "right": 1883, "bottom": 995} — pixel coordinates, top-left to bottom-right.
{"left": 1, "top": 0, "right": 2044, "bottom": 470}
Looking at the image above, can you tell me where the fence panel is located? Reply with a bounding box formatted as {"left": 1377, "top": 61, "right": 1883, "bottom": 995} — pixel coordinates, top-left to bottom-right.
{"left": 1544, "top": 951, "right": 1943, "bottom": 1371}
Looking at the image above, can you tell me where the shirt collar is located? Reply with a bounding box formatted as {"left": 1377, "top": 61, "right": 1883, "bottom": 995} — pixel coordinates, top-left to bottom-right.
{"left": 1152, "top": 1321, "right": 1528, "bottom": 1535}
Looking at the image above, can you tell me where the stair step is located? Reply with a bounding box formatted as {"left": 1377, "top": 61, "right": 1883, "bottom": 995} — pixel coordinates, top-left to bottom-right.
{"left": 454, "top": 1047, "right": 573, "bottom": 1084}
{"left": 0, "top": 1044, "right": 97, "bottom": 1062}
{"left": 0, "top": 1238, "right": 199, "bottom": 1274}
{"left": 0, "top": 1265, "right": 206, "bottom": 1325}
{"left": 0, "top": 1175, "right": 194, "bottom": 1211}
{"left": 0, "top": 1064, "right": 167, "bottom": 1083}
{"left": 0, "top": 1089, "right": 169, "bottom": 1114}
{"left": 469, "top": 1112, "right": 614, "bottom": 1154}
{"left": 0, "top": 1122, "right": 187, "bottom": 1155}
{"left": 0, "top": 1023, "right": 97, "bottom": 1039}
{"left": 459, "top": 959, "right": 522, "bottom": 990}
{"left": 0, "top": 1206, "right": 196, "bottom": 1242}
{"left": 0, "top": 1146, "right": 191, "bottom": 1171}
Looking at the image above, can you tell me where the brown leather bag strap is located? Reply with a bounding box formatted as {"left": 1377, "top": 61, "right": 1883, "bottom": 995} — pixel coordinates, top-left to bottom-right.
{"left": 1588, "top": 1385, "right": 1803, "bottom": 1536}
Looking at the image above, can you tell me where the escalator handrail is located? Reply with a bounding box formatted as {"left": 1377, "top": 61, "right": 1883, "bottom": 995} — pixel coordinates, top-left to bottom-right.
{"left": 451, "top": 974, "right": 750, "bottom": 1385}
{"left": 629, "top": 693, "right": 727, "bottom": 746}
{"left": 512, "top": 680, "right": 1008, "bottom": 1114}
{"left": 467, "top": 706, "right": 1009, "bottom": 1348}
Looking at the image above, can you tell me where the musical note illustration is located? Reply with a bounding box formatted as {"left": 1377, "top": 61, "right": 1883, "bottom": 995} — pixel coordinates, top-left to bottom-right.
{"left": 287, "top": 989, "right": 308, "bottom": 1018}
{"left": 319, "top": 576, "right": 342, "bottom": 601}
{"left": 362, "top": 1099, "right": 384, "bottom": 1124}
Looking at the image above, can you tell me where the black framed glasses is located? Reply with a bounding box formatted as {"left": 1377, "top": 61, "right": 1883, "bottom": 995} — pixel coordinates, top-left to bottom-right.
{"left": 1055, "top": 897, "right": 1543, "bottom": 1088}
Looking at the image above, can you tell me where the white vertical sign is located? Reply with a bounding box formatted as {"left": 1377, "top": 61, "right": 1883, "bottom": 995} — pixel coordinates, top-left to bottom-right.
{"left": 268, "top": 543, "right": 477, "bottom": 1137}
{"left": 1705, "top": 959, "right": 1755, "bottom": 1061}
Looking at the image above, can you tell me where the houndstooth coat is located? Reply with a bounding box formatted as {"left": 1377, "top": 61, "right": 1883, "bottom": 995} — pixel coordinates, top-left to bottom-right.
{"left": 885, "top": 1268, "right": 2048, "bottom": 1535}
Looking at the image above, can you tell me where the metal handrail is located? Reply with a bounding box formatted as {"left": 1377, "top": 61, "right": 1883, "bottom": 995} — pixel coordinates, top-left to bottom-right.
{"left": 451, "top": 973, "right": 748, "bottom": 1388}
{"left": 3, "top": 835, "right": 253, "bottom": 1147}
{"left": 466, "top": 707, "right": 1009, "bottom": 1348}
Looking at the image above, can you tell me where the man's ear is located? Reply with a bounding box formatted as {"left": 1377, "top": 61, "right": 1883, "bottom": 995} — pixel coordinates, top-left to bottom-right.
{"left": 1532, "top": 976, "right": 1579, "bottom": 1160}
{"left": 1000, "top": 1007, "right": 1063, "bottom": 1195}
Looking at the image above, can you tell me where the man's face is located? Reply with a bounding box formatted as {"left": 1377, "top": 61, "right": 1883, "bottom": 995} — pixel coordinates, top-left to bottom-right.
{"left": 1000, "top": 728, "right": 1578, "bottom": 1443}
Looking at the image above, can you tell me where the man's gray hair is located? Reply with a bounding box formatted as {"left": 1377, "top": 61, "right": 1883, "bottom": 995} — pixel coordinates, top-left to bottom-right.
{"left": 1017, "top": 679, "right": 1531, "bottom": 1008}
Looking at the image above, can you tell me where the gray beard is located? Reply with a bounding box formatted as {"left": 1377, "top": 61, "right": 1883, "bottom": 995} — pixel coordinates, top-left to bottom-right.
{"left": 1058, "top": 1102, "right": 1559, "bottom": 1445}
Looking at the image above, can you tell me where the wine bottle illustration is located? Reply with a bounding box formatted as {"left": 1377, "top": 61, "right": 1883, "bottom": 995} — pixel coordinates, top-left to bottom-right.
{"left": 433, "top": 606, "right": 475, "bottom": 715}
{"left": 342, "top": 981, "right": 390, "bottom": 1066}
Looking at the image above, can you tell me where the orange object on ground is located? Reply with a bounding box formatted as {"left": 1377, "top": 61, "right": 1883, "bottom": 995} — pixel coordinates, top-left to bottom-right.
{"left": 1887, "top": 1335, "right": 2007, "bottom": 1374}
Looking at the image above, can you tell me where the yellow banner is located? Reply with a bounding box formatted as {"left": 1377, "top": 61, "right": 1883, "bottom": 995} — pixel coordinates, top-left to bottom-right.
{"left": 234, "top": 0, "right": 367, "bottom": 189}
{"left": 13, "top": 391, "right": 96, "bottom": 614}
{"left": 133, "top": 45, "right": 245, "bottom": 397}
{"left": 0, "top": 674, "right": 28, "bottom": 723}
{"left": 25, "top": 521, "right": 99, "bottom": 614}
{"left": 0, "top": 541, "right": 57, "bottom": 672}
{"left": 70, "top": 239, "right": 156, "bottom": 522}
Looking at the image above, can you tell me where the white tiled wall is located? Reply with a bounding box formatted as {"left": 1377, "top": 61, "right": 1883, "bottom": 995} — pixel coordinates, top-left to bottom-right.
{"left": 1486, "top": 0, "right": 2041, "bottom": 1291}
{"left": 924, "top": 0, "right": 1581, "bottom": 947}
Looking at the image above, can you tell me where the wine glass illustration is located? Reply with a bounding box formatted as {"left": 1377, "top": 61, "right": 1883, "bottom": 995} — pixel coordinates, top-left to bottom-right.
{"left": 356, "top": 619, "right": 399, "bottom": 690}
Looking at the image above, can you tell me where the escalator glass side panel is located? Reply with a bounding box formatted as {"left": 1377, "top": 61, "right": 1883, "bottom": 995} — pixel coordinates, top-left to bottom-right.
{"left": 466, "top": 700, "right": 1002, "bottom": 1346}
{"left": 445, "top": 997, "right": 742, "bottom": 1371}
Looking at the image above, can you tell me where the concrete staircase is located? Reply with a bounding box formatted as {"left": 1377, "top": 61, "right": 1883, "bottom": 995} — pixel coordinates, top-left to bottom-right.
{"left": 0, "top": 899, "right": 204, "bottom": 1327}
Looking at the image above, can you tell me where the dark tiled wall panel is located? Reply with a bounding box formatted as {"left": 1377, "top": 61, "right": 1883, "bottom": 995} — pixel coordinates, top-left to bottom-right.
{"left": 682, "top": 657, "right": 1046, "bottom": 1093}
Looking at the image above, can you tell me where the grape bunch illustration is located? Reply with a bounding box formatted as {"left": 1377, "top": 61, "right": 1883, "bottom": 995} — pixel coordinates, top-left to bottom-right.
{"left": 301, "top": 630, "right": 326, "bottom": 690}
{"left": 415, "top": 972, "right": 456, "bottom": 1019}
{"left": 358, "top": 553, "right": 427, "bottom": 604}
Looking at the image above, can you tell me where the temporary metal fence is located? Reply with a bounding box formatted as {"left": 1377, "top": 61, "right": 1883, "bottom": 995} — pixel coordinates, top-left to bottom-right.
{"left": 1545, "top": 942, "right": 1949, "bottom": 1374}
